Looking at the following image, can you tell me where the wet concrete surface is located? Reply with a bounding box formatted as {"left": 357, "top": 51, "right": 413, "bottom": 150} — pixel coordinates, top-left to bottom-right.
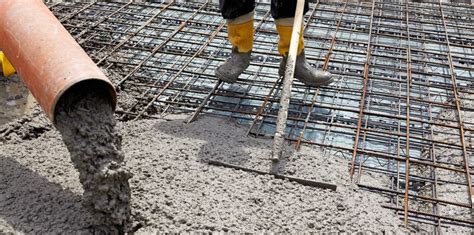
{"left": 1, "top": 112, "right": 409, "bottom": 233}
{"left": 0, "top": 75, "right": 35, "bottom": 126}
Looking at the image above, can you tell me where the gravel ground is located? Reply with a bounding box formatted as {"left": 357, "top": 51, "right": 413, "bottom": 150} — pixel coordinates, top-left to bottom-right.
{"left": 0, "top": 106, "right": 407, "bottom": 233}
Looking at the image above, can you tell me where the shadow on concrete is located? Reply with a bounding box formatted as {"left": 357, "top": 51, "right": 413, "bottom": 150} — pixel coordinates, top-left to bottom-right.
{"left": 0, "top": 156, "right": 94, "bottom": 233}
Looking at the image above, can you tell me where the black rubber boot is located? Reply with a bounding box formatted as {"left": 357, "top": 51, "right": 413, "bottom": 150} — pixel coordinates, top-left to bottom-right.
{"left": 279, "top": 51, "right": 334, "bottom": 87}
{"left": 216, "top": 48, "right": 251, "bottom": 83}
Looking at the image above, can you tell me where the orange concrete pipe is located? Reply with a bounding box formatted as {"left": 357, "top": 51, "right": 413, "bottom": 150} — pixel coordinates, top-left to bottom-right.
{"left": 0, "top": 0, "right": 116, "bottom": 122}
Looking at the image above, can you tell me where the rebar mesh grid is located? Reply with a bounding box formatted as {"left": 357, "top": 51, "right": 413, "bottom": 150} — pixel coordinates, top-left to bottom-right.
{"left": 47, "top": 0, "right": 473, "bottom": 231}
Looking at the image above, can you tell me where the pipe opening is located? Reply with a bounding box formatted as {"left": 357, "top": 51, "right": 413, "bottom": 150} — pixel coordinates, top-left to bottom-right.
{"left": 53, "top": 79, "right": 116, "bottom": 124}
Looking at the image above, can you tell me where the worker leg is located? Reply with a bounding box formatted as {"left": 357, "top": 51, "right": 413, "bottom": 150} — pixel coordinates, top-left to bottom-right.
{"left": 216, "top": 0, "right": 255, "bottom": 83}
{"left": 219, "top": 0, "right": 255, "bottom": 23}
{"left": 271, "top": 0, "right": 309, "bottom": 20}
{"left": 0, "top": 51, "right": 16, "bottom": 77}
{"left": 272, "top": 0, "right": 334, "bottom": 87}
{"left": 272, "top": 0, "right": 308, "bottom": 56}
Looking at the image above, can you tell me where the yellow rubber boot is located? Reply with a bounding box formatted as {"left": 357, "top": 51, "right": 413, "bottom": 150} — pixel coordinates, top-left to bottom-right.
{"left": 0, "top": 51, "right": 16, "bottom": 77}
{"left": 227, "top": 20, "right": 254, "bottom": 53}
{"left": 275, "top": 24, "right": 304, "bottom": 56}
{"left": 226, "top": 10, "right": 254, "bottom": 52}
{"left": 216, "top": 13, "right": 254, "bottom": 83}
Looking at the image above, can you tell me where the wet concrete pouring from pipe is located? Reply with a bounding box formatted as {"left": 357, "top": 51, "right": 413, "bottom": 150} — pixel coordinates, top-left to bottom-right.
{"left": 54, "top": 83, "right": 131, "bottom": 233}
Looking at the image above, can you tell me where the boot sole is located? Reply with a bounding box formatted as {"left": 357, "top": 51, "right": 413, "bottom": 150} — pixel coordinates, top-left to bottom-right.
{"left": 300, "top": 76, "right": 335, "bottom": 87}
{"left": 215, "top": 70, "right": 238, "bottom": 83}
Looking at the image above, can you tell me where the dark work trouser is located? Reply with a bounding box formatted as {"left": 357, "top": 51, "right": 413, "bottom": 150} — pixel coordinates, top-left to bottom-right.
{"left": 219, "top": 0, "right": 309, "bottom": 19}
